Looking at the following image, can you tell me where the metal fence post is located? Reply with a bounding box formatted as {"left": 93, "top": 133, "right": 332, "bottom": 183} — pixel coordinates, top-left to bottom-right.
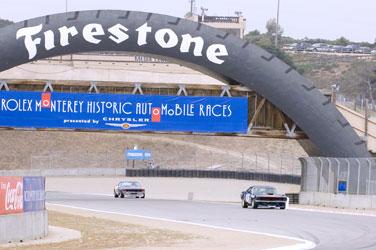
{"left": 125, "top": 150, "right": 127, "bottom": 169}
{"left": 30, "top": 152, "right": 33, "bottom": 170}
{"left": 241, "top": 152, "right": 244, "bottom": 170}
{"left": 105, "top": 150, "right": 108, "bottom": 168}
{"left": 291, "top": 156, "right": 294, "bottom": 175}
{"left": 366, "top": 158, "right": 372, "bottom": 195}
{"left": 210, "top": 151, "right": 212, "bottom": 169}
{"left": 356, "top": 159, "right": 361, "bottom": 195}
{"left": 66, "top": 151, "right": 70, "bottom": 169}
{"left": 176, "top": 151, "right": 179, "bottom": 169}
{"left": 194, "top": 151, "right": 197, "bottom": 169}
{"left": 327, "top": 158, "right": 331, "bottom": 193}
{"left": 318, "top": 157, "right": 323, "bottom": 192}
{"left": 335, "top": 158, "right": 340, "bottom": 193}
{"left": 227, "top": 152, "right": 230, "bottom": 169}
{"left": 160, "top": 151, "right": 162, "bottom": 168}
{"left": 49, "top": 151, "right": 52, "bottom": 169}
{"left": 125, "top": 148, "right": 128, "bottom": 168}
{"left": 345, "top": 159, "right": 350, "bottom": 194}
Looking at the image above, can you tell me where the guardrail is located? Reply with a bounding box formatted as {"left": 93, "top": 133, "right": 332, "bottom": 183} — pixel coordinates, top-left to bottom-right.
{"left": 0, "top": 150, "right": 302, "bottom": 176}
{"left": 125, "top": 169, "right": 301, "bottom": 184}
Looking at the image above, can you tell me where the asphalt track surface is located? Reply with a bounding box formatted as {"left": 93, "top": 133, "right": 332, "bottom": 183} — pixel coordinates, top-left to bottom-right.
{"left": 47, "top": 192, "right": 376, "bottom": 250}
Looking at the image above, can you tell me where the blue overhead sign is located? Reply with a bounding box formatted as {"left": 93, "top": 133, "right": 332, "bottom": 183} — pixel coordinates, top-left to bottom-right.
{"left": 0, "top": 91, "right": 248, "bottom": 133}
{"left": 126, "top": 150, "right": 151, "bottom": 160}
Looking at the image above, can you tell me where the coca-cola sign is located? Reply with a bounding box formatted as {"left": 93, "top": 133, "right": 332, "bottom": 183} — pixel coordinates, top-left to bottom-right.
{"left": 0, "top": 177, "right": 24, "bottom": 214}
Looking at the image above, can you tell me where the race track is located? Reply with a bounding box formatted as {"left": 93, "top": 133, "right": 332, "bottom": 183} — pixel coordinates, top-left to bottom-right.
{"left": 47, "top": 192, "right": 376, "bottom": 250}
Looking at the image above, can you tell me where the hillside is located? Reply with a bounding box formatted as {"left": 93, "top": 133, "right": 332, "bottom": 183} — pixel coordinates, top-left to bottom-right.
{"left": 287, "top": 51, "right": 376, "bottom": 98}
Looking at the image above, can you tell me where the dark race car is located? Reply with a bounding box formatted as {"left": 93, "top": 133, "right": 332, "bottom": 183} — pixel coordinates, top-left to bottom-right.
{"left": 240, "top": 185, "right": 287, "bottom": 209}
{"left": 114, "top": 181, "right": 145, "bottom": 198}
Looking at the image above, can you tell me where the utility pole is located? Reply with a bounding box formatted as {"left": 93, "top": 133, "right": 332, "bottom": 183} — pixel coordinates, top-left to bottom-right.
{"left": 275, "top": 0, "right": 280, "bottom": 48}
{"left": 201, "top": 7, "right": 208, "bottom": 22}
{"left": 189, "top": 0, "right": 195, "bottom": 16}
{"left": 65, "top": 0, "right": 68, "bottom": 12}
{"left": 365, "top": 98, "right": 369, "bottom": 148}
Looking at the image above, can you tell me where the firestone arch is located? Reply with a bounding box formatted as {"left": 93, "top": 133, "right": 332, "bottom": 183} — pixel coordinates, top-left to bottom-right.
{"left": 0, "top": 10, "right": 369, "bottom": 157}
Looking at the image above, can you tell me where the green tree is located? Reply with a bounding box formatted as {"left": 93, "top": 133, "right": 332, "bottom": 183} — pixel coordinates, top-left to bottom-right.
{"left": 0, "top": 18, "right": 13, "bottom": 28}
{"left": 244, "top": 31, "right": 302, "bottom": 74}
{"left": 247, "top": 30, "right": 261, "bottom": 36}
{"left": 266, "top": 18, "right": 284, "bottom": 37}
{"left": 358, "top": 41, "right": 373, "bottom": 48}
{"left": 342, "top": 61, "right": 376, "bottom": 99}
{"left": 184, "top": 12, "right": 193, "bottom": 18}
{"left": 334, "top": 37, "right": 350, "bottom": 46}
{"left": 265, "top": 18, "right": 284, "bottom": 45}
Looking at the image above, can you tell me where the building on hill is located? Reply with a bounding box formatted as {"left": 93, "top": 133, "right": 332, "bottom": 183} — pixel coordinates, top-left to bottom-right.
{"left": 187, "top": 14, "right": 246, "bottom": 39}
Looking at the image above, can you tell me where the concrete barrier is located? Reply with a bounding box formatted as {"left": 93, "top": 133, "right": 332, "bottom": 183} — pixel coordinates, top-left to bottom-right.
{"left": 0, "top": 169, "right": 43, "bottom": 177}
{"left": 299, "top": 191, "right": 376, "bottom": 209}
{"left": 0, "top": 210, "right": 48, "bottom": 244}
{"left": 0, "top": 168, "right": 126, "bottom": 177}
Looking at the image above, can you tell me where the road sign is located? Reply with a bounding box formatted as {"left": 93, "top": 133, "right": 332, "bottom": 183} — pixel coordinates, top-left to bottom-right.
{"left": 126, "top": 150, "right": 151, "bottom": 160}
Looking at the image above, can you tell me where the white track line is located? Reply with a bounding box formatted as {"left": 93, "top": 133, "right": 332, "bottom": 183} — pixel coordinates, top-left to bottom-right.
{"left": 288, "top": 207, "right": 376, "bottom": 217}
{"left": 46, "top": 203, "right": 315, "bottom": 250}
{"left": 49, "top": 192, "right": 376, "bottom": 217}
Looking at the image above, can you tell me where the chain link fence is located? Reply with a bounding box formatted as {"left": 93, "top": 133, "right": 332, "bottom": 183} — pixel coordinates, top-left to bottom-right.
{"left": 336, "top": 93, "right": 376, "bottom": 120}
{"left": 0, "top": 150, "right": 302, "bottom": 176}
{"left": 300, "top": 157, "right": 376, "bottom": 195}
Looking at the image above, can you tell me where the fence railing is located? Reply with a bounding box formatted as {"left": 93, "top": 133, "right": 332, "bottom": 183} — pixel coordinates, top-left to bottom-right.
{"left": 336, "top": 94, "right": 376, "bottom": 120}
{"left": 0, "top": 150, "right": 302, "bottom": 176}
{"left": 300, "top": 157, "right": 376, "bottom": 195}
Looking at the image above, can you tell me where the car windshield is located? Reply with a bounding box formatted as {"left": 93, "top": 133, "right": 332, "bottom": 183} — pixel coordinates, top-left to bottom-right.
{"left": 119, "top": 181, "right": 141, "bottom": 188}
{"left": 253, "top": 187, "right": 279, "bottom": 195}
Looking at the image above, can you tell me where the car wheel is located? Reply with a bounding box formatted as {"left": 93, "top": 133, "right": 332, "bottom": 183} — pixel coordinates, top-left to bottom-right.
{"left": 251, "top": 199, "right": 258, "bottom": 209}
{"left": 114, "top": 190, "right": 119, "bottom": 198}
{"left": 120, "top": 193, "right": 124, "bottom": 198}
{"left": 241, "top": 198, "right": 248, "bottom": 208}
{"left": 280, "top": 205, "right": 286, "bottom": 210}
{"left": 141, "top": 194, "right": 145, "bottom": 199}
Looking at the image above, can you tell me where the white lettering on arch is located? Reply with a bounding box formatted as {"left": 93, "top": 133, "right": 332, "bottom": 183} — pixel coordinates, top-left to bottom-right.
{"left": 16, "top": 24, "right": 43, "bottom": 59}
{"left": 155, "top": 28, "right": 178, "bottom": 48}
{"left": 180, "top": 34, "right": 204, "bottom": 56}
{"left": 83, "top": 23, "right": 105, "bottom": 44}
{"left": 58, "top": 26, "right": 78, "bottom": 47}
{"left": 206, "top": 44, "right": 228, "bottom": 64}
{"left": 108, "top": 23, "right": 129, "bottom": 44}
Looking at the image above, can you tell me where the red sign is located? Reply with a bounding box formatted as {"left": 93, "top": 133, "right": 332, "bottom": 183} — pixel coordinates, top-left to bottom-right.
{"left": 41, "top": 93, "right": 51, "bottom": 108}
{"left": 152, "top": 108, "right": 161, "bottom": 122}
{"left": 0, "top": 177, "right": 24, "bottom": 214}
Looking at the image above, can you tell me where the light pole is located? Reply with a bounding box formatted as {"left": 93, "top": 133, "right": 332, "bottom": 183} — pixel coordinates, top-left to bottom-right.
{"left": 201, "top": 7, "right": 208, "bottom": 22}
{"left": 65, "top": 0, "right": 68, "bottom": 12}
{"left": 274, "top": 0, "right": 280, "bottom": 48}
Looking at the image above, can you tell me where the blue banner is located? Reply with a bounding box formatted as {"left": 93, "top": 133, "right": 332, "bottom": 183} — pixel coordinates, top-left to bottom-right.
{"left": 126, "top": 150, "right": 152, "bottom": 160}
{"left": 23, "top": 177, "right": 45, "bottom": 213}
{"left": 0, "top": 91, "right": 248, "bottom": 133}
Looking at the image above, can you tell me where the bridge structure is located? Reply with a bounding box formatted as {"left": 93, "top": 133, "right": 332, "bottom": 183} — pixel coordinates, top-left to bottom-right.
{"left": 0, "top": 53, "right": 304, "bottom": 139}
{"left": 2, "top": 53, "right": 375, "bottom": 154}
{"left": 0, "top": 9, "right": 370, "bottom": 158}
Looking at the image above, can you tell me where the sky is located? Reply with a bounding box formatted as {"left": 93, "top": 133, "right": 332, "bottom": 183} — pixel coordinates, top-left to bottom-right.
{"left": 1, "top": 0, "right": 375, "bottom": 43}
